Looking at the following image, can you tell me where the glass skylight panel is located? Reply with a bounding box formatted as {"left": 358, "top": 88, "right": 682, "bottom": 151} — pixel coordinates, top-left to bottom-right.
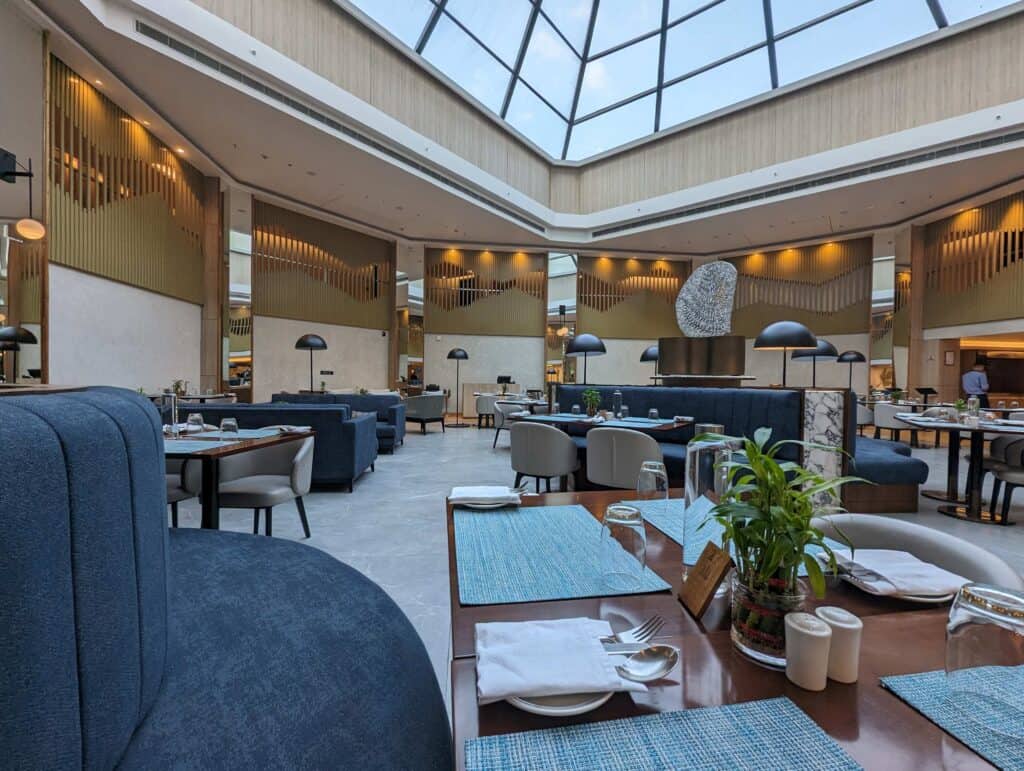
{"left": 519, "top": 15, "right": 580, "bottom": 115}
{"left": 422, "top": 15, "right": 511, "bottom": 114}
{"left": 505, "top": 84, "right": 569, "bottom": 157}
{"left": 444, "top": 0, "right": 533, "bottom": 66}
{"left": 660, "top": 48, "right": 771, "bottom": 129}
{"left": 663, "top": 0, "right": 766, "bottom": 80}
{"left": 345, "top": 0, "right": 435, "bottom": 48}
{"left": 669, "top": 0, "right": 721, "bottom": 21}
{"left": 576, "top": 36, "right": 659, "bottom": 117}
{"left": 775, "top": 0, "right": 937, "bottom": 86}
{"left": 768, "top": 0, "right": 860, "bottom": 34}
{"left": 588, "top": 0, "right": 663, "bottom": 54}
{"left": 538, "top": 0, "right": 593, "bottom": 54}
{"left": 940, "top": 0, "right": 1019, "bottom": 25}
{"left": 568, "top": 94, "right": 656, "bottom": 159}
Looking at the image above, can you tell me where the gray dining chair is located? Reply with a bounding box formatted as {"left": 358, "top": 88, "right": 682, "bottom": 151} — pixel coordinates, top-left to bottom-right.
{"left": 585, "top": 427, "right": 663, "bottom": 489}
{"left": 510, "top": 422, "right": 578, "bottom": 492}
{"left": 166, "top": 458, "right": 200, "bottom": 528}
{"left": 475, "top": 394, "right": 498, "bottom": 429}
{"left": 493, "top": 401, "right": 528, "bottom": 448}
{"left": 856, "top": 404, "right": 874, "bottom": 435}
{"left": 812, "top": 514, "right": 1023, "bottom": 588}
{"left": 216, "top": 437, "right": 315, "bottom": 537}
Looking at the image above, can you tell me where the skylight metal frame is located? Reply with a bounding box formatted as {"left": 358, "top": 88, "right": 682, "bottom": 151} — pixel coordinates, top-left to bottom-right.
{"left": 389, "top": 0, "right": 1008, "bottom": 160}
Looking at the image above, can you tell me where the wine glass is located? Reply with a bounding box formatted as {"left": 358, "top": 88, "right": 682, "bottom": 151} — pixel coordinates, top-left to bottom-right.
{"left": 219, "top": 417, "right": 239, "bottom": 441}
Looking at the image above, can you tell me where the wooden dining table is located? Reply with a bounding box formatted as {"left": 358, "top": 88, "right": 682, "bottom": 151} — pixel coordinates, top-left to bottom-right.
{"left": 446, "top": 489, "right": 989, "bottom": 770}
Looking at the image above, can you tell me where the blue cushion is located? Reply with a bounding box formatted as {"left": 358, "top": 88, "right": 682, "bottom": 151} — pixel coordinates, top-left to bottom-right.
{"left": 376, "top": 421, "right": 397, "bottom": 438}
{"left": 851, "top": 440, "right": 929, "bottom": 485}
{"left": 119, "top": 531, "right": 453, "bottom": 769}
{"left": 856, "top": 436, "right": 912, "bottom": 457}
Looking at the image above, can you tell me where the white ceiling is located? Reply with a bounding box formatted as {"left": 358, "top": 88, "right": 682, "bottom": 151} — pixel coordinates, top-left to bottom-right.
{"left": 27, "top": 0, "right": 1024, "bottom": 259}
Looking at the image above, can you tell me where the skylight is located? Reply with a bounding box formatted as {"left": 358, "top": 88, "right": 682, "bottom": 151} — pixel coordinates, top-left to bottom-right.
{"left": 343, "top": 0, "right": 1019, "bottom": 161}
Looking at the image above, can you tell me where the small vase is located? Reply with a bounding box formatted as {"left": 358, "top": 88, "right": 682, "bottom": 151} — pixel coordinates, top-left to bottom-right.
{"left": 586, "top": 405, "right": 597, "bottom": 417}
{"left": 730, "top": 574, "right": 805, "bottom": 667}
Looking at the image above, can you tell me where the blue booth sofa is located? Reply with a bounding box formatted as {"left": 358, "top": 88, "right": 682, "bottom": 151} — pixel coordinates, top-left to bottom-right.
{"left": 183, "top": 401, "right": 377, "bottom": 491}
{"left": 0, "top": 388, "right": 452, "bottom": 769}
{"left": 271, "top": 391, "right": 406, "bottom": 453}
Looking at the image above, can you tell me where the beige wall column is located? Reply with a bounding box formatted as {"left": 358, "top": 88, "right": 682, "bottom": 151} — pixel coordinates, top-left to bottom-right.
{"left": 906, "top": 225, "right": 926, "bottom": 392}
{"left": 388, "top": 241, "right": 398, "bottom": 388}
{"left": 200, "top": 177, "right": 224, "bottom": 393}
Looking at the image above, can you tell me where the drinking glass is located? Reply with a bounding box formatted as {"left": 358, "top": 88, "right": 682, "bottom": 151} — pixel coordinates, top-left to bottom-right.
{"left": 998, "top": 400, "right": 1007, "bottom": 409}
{"left": 186, "top": 413, "right": 204, "bottom": 433}
{"left": 551, "top": 401, "right": 560, "bottom": 415}
{"left": 945, "top": 584, "right": 1024, "bottom": 739}
{"left": 571, "top": 404, "right": 581, "bottom": 415}
{"left": 219, "top": 417, "right": 239, "bottom": 441}
{"left": 621, "top": 405, "right": 630, "bottom": 418}
{"left": 648, "top": 408, "right": 659, "bottom": 420}
{"left": 636, "top": 460, "right": 669, "bottom": 501}
{"left": 600, "top": 504, "right": 646, "bottom": 591}
{"left": 1013, "top": 401, "right": 1021, "bottom": 410}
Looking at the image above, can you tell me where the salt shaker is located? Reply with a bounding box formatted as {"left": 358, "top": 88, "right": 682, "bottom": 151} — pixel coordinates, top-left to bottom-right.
{"left": 784, "top": 612, "right": 832, "bottom": 691}
{"left": 815, "top": 606, "right": 863, "bottom": 683}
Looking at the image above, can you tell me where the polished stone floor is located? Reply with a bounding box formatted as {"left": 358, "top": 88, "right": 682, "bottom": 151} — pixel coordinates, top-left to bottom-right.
{"left": 172, "top": 424, "right": 1024, "bottom": 704}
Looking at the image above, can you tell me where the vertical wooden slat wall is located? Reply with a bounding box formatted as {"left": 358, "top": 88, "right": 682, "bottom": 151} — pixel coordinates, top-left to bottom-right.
{"left": 575, "top": 256, "right": 690, "bottom": 339}
{"left": 47, "top": 57, "right": 204, "bottom": 303}
{"left": 923, "top": 191, "right": 1024, "bottom": 329}
{"left": 251, "top": 200, "right": 392, "bottom": 329}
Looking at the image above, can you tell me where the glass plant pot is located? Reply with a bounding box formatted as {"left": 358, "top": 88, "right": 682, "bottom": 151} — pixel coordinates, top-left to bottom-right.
{"left": 730, "top": 574, "right": 806, "bottom": 667}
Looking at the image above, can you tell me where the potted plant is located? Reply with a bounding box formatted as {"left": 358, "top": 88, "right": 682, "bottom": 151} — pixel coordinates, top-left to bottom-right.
{"left": 582, "top": 388, "right": 601, "bottom": 417}
{"left": 702, "top": 428, "right": 857, "bottom": 667}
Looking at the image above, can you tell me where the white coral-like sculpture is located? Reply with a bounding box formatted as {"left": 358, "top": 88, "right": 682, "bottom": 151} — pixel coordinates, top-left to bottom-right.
{"left": 675, "top": 261, "right": 737, "bottom": 337}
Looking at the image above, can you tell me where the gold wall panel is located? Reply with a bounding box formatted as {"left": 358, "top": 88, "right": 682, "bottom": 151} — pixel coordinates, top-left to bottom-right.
{"left": 923, "top": 191, "right": 1024, "bottom": 329}
{"left": 252, "top": 200, "right": 392, "bottom": 329}
{"left": 48, "top": 57, "right": 205, "bottom": 303}
{"left": 893, "top": 270, "right": 911, "bottom": 346}
{"left": 727, "top": 238, "right": 872, "bottom": 337}
{"left": 576, "top": 256, "right": 689, "bottom": 340}
{"left": 6, "top": 239, "right": 44, "bottom": 325}
{"left": 424, "top": 248, "right": 545, "bottom": 337}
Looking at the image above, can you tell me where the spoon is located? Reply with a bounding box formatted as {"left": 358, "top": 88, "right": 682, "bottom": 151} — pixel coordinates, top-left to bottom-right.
{"left": 614, "top": 644, "right": 680, "bottom": 683}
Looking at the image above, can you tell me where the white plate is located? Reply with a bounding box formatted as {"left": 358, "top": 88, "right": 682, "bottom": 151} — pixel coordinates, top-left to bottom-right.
{"left": 456, "top": 501, "right": 517, "bottom": 510}
{"left": 839, "top": 573, "right": 956, "bottom": 604}
{"left": 506, "top": 691, "right": 613, "bottom": 716}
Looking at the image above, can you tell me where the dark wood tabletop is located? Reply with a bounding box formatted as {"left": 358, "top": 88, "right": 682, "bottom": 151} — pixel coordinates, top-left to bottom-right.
{"left": 447, "top": 489, "right": 979, "bottom": 769}
{"left": 163, "top": 430, "right": 313, "bottom": 459}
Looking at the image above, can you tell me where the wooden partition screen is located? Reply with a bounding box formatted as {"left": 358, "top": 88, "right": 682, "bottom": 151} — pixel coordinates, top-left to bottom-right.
{"left": 48, "top": 57, "right": 205, "bottom": 303}
{"left": 423, "top": 248, "right": 546, "bottom": 336}
{"left": 252, "top": 201, "right": 393, "bottom": 329}
{"left": 727, "top": 238, "right": 872, "bottom": 337}
{"left": 923, "top": 191, "right": 1024, "bottom": 329}
{"left": 576, "top": 256, "right": 689, "bottom": 339}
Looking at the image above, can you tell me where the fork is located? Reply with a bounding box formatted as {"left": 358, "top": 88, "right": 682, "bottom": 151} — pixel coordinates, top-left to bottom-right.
{"left": 601, "top": 615, "right": 665, "bottom": 645}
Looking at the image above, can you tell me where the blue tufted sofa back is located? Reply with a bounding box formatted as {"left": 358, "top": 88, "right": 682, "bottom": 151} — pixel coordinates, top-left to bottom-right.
{"left": 0, "top": 388, "right": 168, "bottom": 769}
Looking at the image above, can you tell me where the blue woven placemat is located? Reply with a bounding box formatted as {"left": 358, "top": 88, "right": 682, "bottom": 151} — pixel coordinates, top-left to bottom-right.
{"left": 466, "top": 697, "right": 861, "bottom": 770}
{"left": 626, "top": 497, "right": 845, "bottom": 577}
{"left": 453, "top": 505, "right": 671, "bottom": 605}
{"left": 882, "top": 665, "right": 1024, "bottom": 770}
{"left": 163, "top": 439, "right": 235, "bottom": 454}
{"left": 193, "top": 428, "right": 283, "bottom": 439}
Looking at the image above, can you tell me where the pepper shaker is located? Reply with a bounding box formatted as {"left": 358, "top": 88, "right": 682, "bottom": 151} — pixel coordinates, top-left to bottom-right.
{"left": 815, "top": 606, "right": 863, "bottom": 683}
{"left": 784, "top": 612, "right": 832, "bottom": 691}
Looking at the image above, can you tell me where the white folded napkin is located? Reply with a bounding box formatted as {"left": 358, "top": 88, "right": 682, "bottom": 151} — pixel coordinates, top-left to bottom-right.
{"left": 449, "top": 486, "right": 521, "bottom": 506}
{"left": 264, "top": 425, "right": 310, "bottom": 433}
{"left": 829, "top": 549, "right": 968, "bottom": 596}
{"left": 475, "top": 618, "right": 647, "bottom": 704}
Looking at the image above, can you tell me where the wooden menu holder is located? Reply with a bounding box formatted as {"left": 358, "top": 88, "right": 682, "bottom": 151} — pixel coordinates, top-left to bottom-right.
{"left": 678, "top": 542, "right": 733, "bottom": 618}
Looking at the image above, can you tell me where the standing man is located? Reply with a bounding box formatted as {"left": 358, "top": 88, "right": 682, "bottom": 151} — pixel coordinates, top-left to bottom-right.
{"left": 962, "top": 359, "right": 990, "bottom": 408}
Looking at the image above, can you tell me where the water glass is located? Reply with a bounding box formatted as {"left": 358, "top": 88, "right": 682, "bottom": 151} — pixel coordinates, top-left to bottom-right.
{"left": 1013, "top": 401, "right": 1021, "bottom": 409}
{"left": 998, "top": 400, "right": 1007, "bottom": 409}
{"left": 636, "top": 460, "right": 669, "bottom": 501}
{"left": 219, "top": 417, "right": 239, "bottom": 441}
{"left": 600, "top": 504, "right": 647, "bottom": 591}
{"left": 186, "top": 413, "right": 204, "bottom": 433}
{"left": 571, "top": 404, "right": 581, "bottom": 415}
{"left": 551, "top": 401, "right": 560, "bottom": 415}
{"left": 648, "top": 408, "right": 659, "bottom": 420}
{"left": 621, "top": 405, "right": 630, "bottom": 418}
{"left": 945, "top": 584, "right": 1024, "bottom": 739}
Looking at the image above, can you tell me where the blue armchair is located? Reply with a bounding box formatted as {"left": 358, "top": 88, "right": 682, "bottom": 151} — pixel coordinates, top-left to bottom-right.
{"left": 0, "top": 388, "right": 452, "bottom": 769}
{"left": 272, "top": 392, "right": 406, "bottom": 453}
{"left": 186, "top": 402, "right": 377, "bottom": 491}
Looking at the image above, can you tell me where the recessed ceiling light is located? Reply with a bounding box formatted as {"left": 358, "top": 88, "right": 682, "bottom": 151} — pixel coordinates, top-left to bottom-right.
{"left": 94, "top": 79, "right": 103, "bottom": 86}
{"left": 142, "top": 119, "right": 151, "bottom": 126}
{"left": 175, "top": 148, "right": 185, "bottom": 154}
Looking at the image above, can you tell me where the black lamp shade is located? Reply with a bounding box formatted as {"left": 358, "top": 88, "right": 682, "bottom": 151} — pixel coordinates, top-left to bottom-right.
{"left": 753, "top": 321, "right": 816, "bottom": 350}
{"left": 0, "top": 341, "right": 19, "bottom": 351}
{"left": 294, "top": 334, "right": 327, "bottom": 351}
{"left": 0, "top": 325, "right": 37, "bottom": 345}
{"left": 447, "top": 348, "right": 469, "bottom": 360}
{"left": 565, "top": 333, "right": 606, "bottom": 357}
{"left": 837, "top": 350, "right": 866, "bottom": 364}
{"left": 640, "top": 344, "right": 659, "bottom": 362}
{"left": 791, "top": 339, "right": 838, "bottom": 360}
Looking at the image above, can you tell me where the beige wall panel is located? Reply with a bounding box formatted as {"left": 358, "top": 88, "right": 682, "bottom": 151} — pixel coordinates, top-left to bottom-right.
{"left": 423, "top": 332, "right": 544, "bottom": 404}
{"left": 581, "top": 338, "right": 660, "bottom": 386}
{"left": 744, "top": 332, "right": 870, "bottom": 391}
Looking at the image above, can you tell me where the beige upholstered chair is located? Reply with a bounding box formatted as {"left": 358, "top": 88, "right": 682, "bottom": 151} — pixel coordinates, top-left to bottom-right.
{"left": 475, "top": 394, "right": 498, "bottom": 428}
{"left": 216, "top": 437, "right": 315, "bottom": 537}
{"left": 812, "top": 514, "right": 1023, "bottom": 588}
{"left": 510, "top": 422, "right": 578, "bottom": 492}
{"left": 856, "top": 404, "right": 874, "bottom": 435}
{"left": 166, "top": 458, "right": 200, "bottom": 528}
{"left": 585, "top": 427, "right": 663, "bottom": 489}
{"left": 872, "top": 402, "right": 908, "bottom": 442}
{"left": 493, "top": 402, "right": 528, "bottom": 448}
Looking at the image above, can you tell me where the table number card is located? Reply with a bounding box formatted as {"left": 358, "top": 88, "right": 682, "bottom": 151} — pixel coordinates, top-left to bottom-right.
{"left": 679, "top": 542, "right": 733, "bottom": 618}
